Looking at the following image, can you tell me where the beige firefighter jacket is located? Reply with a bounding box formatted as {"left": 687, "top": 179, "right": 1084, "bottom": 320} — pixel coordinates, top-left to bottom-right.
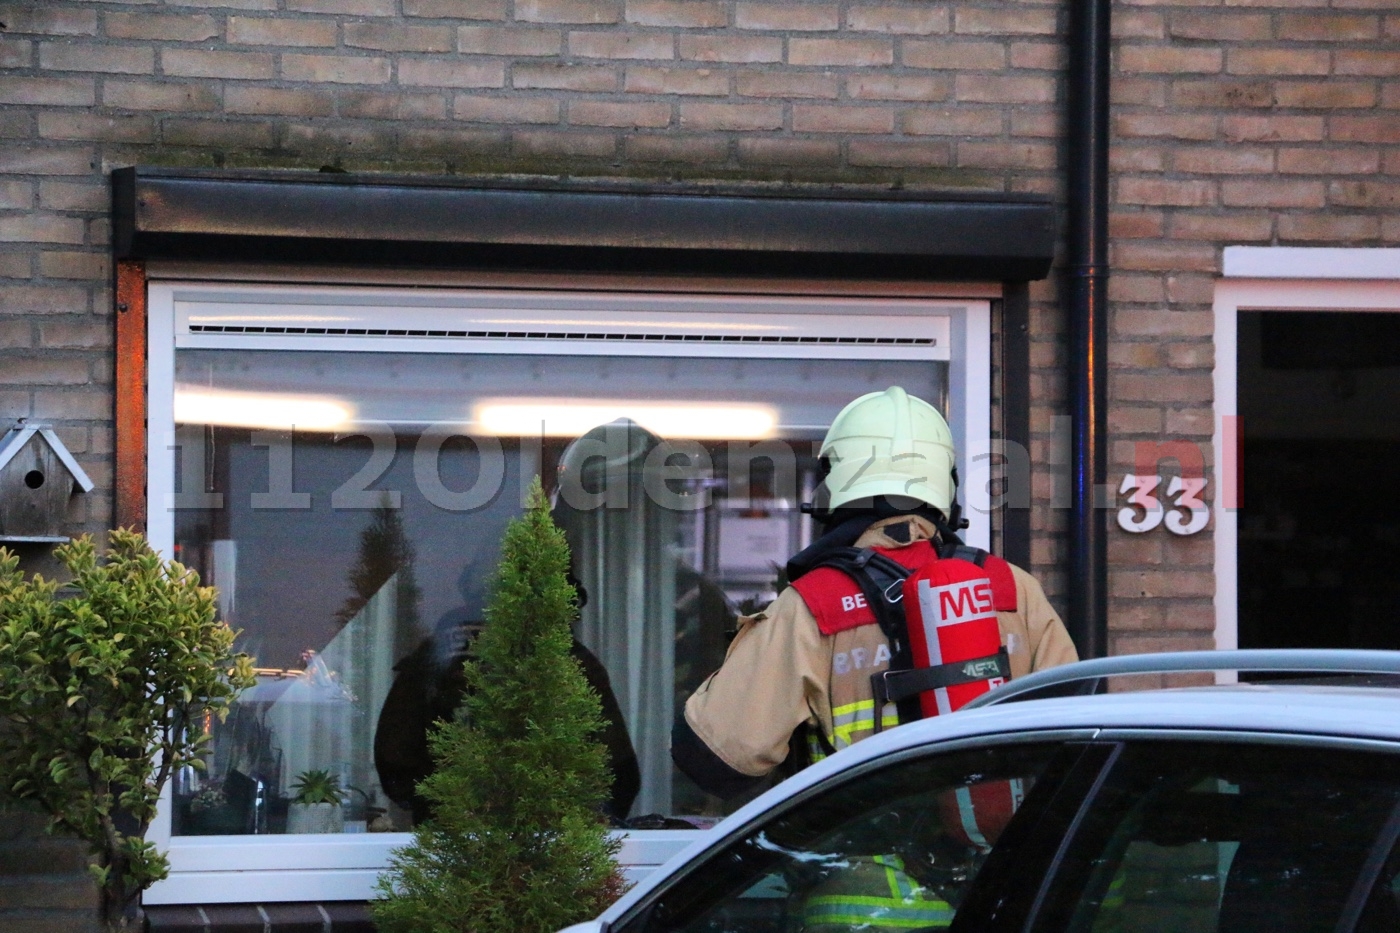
{"left": 682, "top": 515, "right": 1078, "bottom": 782}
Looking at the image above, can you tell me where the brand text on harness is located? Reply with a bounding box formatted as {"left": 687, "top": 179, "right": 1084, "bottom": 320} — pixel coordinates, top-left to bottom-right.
{"left": 928, "top": 580, "right": 996, "bottom": 625}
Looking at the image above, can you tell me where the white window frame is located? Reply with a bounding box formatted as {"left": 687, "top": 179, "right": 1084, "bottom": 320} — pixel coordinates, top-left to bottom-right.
{"left": 143, "top": 280, "right": 994, "bottom": 905}
{"left": 1213, "top": 248, "right": 1400, "bottom": 659}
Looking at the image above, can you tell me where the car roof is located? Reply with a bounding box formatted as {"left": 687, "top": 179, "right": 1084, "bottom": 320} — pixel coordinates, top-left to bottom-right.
{"left": 847, "top": 682, "right": 1400, "bottom": 753}
{"left": 600, "top": 681, "right": 1400, "bottom": 923}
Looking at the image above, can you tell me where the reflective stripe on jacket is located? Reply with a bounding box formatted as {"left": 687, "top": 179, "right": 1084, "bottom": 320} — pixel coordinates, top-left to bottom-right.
{"left": 817, "top": 699, "right": 901, "bottom": 759}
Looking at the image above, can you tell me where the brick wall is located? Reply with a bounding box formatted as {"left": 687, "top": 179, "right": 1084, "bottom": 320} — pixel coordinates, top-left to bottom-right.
{"left": 2, "top": 0, "right": 1066, "bottom": 186}
{"left": 1103, "top": 0, "right": 1398, "bottom": 660}
{"left": 0, "top": 803, "right": 100, "bottom": 933}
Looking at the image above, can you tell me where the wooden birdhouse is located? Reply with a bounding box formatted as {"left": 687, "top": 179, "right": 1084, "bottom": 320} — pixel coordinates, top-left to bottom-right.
{"left": 0, "top": 422, "right": 95, "bottom": 542}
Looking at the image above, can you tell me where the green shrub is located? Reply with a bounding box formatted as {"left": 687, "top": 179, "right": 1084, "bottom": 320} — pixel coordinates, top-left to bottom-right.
{"left": 0, "top": 531, "right": 255, "bottom": 932}
{"left": 373, "top": 481, "right": 624, "bottom": 933}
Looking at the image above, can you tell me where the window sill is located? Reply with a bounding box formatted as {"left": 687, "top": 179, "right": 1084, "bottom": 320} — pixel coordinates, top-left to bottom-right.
{"left": 144, "top": 828, "right": 707, "bottom": 905}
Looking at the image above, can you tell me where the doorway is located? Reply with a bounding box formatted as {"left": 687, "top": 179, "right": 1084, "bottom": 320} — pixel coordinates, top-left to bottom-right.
{"left": 1237, "top": 310, "right": 1400, "bottom": 651}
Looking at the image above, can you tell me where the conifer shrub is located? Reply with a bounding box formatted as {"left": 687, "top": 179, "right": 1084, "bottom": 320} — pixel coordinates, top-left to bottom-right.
{"left": 373, "top": 482, "right": 624, "bottom": 933}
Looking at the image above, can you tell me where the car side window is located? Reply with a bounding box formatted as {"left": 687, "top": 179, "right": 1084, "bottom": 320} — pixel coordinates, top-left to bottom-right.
{"left": 616, "top": 742, "right": 1070, "bottom": 933}
{"left": 1354, "top": 829, "right": 1400, "bottom": 933}
{"left": 1033, "top": 742, "right": 1400, "bottom": 933}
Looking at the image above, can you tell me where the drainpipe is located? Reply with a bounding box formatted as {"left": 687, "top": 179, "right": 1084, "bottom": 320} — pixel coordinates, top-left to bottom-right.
{"left": 1066, "top": 0, "right": 1112, "bottom": 658}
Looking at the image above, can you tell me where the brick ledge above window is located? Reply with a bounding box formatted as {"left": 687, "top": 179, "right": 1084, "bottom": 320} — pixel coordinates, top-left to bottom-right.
{"left": 112, "top": 166, "right": 1056, "bottom": 283}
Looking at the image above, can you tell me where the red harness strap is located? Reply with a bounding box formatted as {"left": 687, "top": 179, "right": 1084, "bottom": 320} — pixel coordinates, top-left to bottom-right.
{"left": 792, "top": 541, "right": 1018, "bottom": 637}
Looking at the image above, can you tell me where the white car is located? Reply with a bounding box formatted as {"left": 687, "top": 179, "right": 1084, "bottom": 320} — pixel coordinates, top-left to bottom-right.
{"left": 566, "top": 650, "right": 1400, "bottom": 933}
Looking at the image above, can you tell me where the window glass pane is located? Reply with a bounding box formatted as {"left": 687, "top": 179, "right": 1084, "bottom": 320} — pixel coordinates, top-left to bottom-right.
{"left": 170, "top": 348, "right": 947, "bottom": 835}
{"left": 1039, "top": 742, "right": 1400, "bottom": 933}
{"left": 619, "top": 742, "right": 1063, "bottom": 933}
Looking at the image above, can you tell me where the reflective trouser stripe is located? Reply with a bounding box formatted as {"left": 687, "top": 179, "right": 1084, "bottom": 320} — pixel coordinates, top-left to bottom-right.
{"left": 804, "top": 898, "right": 954, "bottom": 928}
{"left": 804, "top": 858, "right": 954, "bottom": 930}
{"left": 830, "top": 700, "right": 900, "bottom": 749}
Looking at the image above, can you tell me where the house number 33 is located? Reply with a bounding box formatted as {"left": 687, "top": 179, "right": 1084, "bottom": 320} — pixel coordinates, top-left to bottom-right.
{"left": 1116, "top": 475, "right": 1209, "bottom": 535}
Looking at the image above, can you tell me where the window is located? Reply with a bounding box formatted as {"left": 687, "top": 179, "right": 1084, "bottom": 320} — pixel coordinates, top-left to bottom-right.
{"left": 616, "top": 742, "right": 1067, "bottom": 933}
{"left": 143, "top": 282, "right": 990, "bottom": 902}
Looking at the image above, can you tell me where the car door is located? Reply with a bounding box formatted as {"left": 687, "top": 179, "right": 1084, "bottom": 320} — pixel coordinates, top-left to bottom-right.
{"left": 1023, "top": 735, "right": 1400, "bottom": 933}
{"left": 607, "top": 733, "right": 1107, "bottom": 933}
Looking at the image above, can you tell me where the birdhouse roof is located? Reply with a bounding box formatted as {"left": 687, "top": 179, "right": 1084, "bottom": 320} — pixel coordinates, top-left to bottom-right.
{"left": 0, "top": 424, "right": 95, "bottom": 492}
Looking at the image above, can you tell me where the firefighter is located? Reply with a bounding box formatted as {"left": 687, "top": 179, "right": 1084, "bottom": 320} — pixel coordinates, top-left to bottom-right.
{"left": 672, "top": 386, "right": 1077, "bottom": 929}
{"left": 672, "top": 386, "right": 1077, "bottom": 795}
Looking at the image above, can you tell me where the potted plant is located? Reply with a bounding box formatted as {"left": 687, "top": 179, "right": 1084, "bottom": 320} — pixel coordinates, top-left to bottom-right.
{"left": 287, "top": 769, "right": 345, "bottom": 834}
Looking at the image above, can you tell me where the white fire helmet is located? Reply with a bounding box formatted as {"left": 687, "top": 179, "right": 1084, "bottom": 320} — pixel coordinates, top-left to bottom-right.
{"left": 818, "top": 386, "right": 957, "bottom": 515}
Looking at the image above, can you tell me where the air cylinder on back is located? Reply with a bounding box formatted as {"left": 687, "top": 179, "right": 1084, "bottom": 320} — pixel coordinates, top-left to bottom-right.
{"left": 902, "top": 557, "right": 1007, "bottom": 717}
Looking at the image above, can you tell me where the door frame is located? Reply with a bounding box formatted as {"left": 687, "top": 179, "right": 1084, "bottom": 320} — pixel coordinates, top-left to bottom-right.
{"left": 1213, "top": 248, "right": 1400, "bottom": 660}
